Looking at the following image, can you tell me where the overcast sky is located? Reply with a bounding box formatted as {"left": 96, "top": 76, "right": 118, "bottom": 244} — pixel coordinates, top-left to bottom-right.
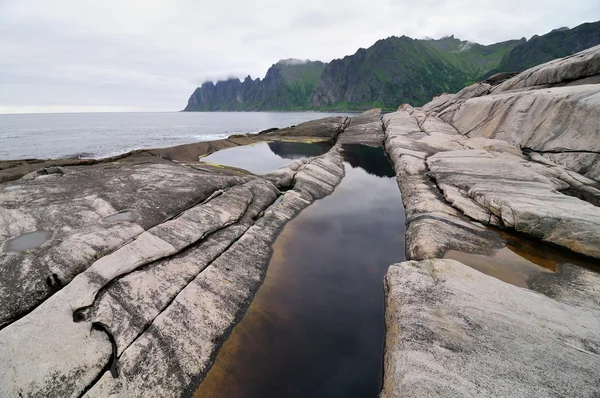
{"left": 0, "top": 0, "right": 598, "bottom": 113}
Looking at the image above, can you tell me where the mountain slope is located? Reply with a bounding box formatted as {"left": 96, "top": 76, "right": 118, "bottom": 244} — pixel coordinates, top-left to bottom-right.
{"left": 184, "top": 60, "right": 326, "bottom": 111}
{"left": 483, "top": 21, "right": 600, "bottom": 77}
{"left": 311, "top": 36, "right": 522, "bottom": 110}
{"left": 183, "top": 21, "right": 600, "bottom": 112}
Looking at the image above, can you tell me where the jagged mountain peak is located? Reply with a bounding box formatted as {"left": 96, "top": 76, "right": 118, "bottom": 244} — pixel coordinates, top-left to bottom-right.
{"left": 184, "top": 20, "right": 600, "bottom": 112}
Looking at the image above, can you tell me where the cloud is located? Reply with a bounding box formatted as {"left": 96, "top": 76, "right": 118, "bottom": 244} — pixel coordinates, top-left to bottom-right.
{"left": 0, "top": 0, "right": 598, "bottom": 112}
{"left": 277, "top": 59, "right": 311, "bottom": 65}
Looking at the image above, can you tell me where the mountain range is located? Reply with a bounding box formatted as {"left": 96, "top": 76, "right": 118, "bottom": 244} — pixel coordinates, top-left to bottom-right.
{"left": 183, "top": 20, "right": 600, "bottom": 112}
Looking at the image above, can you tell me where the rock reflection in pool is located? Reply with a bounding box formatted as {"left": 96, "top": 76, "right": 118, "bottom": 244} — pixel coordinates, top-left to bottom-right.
{"left": 268, "top": 141, "right": 331, "bottom": 160}
{"left": 199, "top": 142, "right": 331, "bottom": 175}
{"left": 193, "top": 145, "right": 405, "bottom": 398}
{"left": 342, "top": 144, "right": 396, "bottom": 178}
{"left": 444, "top": 226, "right": 600, "bottom": 287}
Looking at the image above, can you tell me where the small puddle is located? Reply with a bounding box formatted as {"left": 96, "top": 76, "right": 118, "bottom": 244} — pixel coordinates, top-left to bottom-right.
{"left": 4, "top": 230, "right": 52, "bottom": 252}
{"left": 198, "top": 142, "right": 331, "bottom": 174}
{"left": 193, "top": 144, "right": 406, "bottom": 397}
{"left": 102, "top": 210, "right": 139, "bottom": 224}
{"left": 444, "top": 226, "right": 600, "bottom": 287}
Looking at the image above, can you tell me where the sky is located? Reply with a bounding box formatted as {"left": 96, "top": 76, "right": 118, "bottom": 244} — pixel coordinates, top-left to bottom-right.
{"left": 0, "top": 0, "right": 598, "bottom": 113}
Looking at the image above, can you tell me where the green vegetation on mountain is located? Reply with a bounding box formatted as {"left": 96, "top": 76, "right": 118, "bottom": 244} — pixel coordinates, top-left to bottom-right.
{"left": 183, "top": 21, "right": 600, "bottom": 112}
{"left": 184, "top": 60, "right": 326, "bottom": 111}
{"left": 482, "top": 21, "right": 600, "bottom": 78}
{"left": 311, "top": 35, "right": 522, "bottom": 111}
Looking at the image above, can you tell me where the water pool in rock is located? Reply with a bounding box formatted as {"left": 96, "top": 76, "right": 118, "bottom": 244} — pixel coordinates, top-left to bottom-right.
{"left": 192, "top": 144, "right": 406, "bottom": 397}
{"left": 198, "top": 141, "right": 332, "bottom": 174}
{"left": 444, "top": 225, "right": 600, "bottom": 288}
{"left": 102, "top": 210, "right": 139, "bottom": 224}
{"left": 4, "top": 230, "right": 52, "bottom": 252}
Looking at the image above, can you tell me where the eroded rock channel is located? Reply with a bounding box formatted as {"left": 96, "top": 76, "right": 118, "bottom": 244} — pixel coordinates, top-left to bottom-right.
{"left": 193, "top": 144, "right": 406, "bottom": 397}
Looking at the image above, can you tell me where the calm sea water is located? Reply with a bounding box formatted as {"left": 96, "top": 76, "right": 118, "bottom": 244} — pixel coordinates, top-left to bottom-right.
{"left": 0, "top": 112, "right": 350, "bottom": 160}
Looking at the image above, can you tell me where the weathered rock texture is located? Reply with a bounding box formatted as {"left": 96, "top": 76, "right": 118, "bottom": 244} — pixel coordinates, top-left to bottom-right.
{"left": 0, "top": 120, "right": 349, "bottom": 397}
{"left": 382, "top": 43, "right": 600, "bottom": 398}
{"left": 382, "top": 259, "right": 600, "bottom": 398}
{"left": 337, "top": 114, "right": 385, "bottom": 146}
{"left": 384, "top": 45, "right": 600, "bottom": 260}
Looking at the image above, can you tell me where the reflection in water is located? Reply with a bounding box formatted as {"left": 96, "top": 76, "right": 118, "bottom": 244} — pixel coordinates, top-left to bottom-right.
{"left": 444, "top": 225, "right": 600, "bottom": 287}
{"left": 342, "top": 144, "right": 396, "bottom": 178}
{"left": 4, "top": 230, "right": 52, "bottom": 252}
{"left": 199, "top": 142, "right": 331, "bottom": 175}
{"left": 193, "top": 146, "right": 405, "bottom": 398}
{"left": 268, "top": 141, "right": 331, "bottom": 160}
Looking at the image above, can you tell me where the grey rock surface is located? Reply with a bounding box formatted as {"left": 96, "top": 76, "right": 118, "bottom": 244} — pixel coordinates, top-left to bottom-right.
{"left": 382, "top": 44, "right": 600, "bottom": 398}
{"left": 0, "top": 161, "right": 248, "bottom": 328}
{"left": 494, "top": 44, "right": 600, "bottom": 92}
{"left": 337, "top": 114, "right": 384, "bottom": 146}
{"left": 381, "top": 259, "right": 600, "bottom": 398}
{"left": 0, "top": 133, "right": 346, "bottom": 397}
{"left": 383, "top": 110, "right": 506, "bottom": 260}
{"left": 424, "top": 46, "right": 600, "bottom": 183}
{"left": 428, "top": 149, "right": 600, "bottom": 258}
{"left": 383, "top": 45, "right": 600, "bottom": 261}
{"left": 261, "top": 116, "right": 351, "bottom": 141}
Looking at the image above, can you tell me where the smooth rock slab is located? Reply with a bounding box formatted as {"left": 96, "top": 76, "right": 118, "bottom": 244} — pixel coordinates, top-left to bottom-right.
{"left": 383, "top": 111, "right": 505, "bottom": 260}
{"left": 494, "top": 44, "right": 600, "bottom": 92}
{"left": 337, "top": 114, "right": 384, "bottom": 146}
{"left": 0, "top": 161, "right": 246, "bottom": 328}
{"left": 382, "top": 259, "right": 600, "bottom": 398}
{"left": 82, "top": 152, "right": 346, "bottom": 397}
{"left": 0, "top": 148, "right": 346, "bottom": 398}
{"left": 427, "top": 149, "right": 600, "bottom": 259}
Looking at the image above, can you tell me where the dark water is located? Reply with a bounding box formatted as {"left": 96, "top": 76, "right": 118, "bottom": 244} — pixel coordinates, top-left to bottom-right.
{"left": 0, "top": 112, "right": 349, "bottom": 160}
{"left": 193, "top": 145, "right": 406, "bottom": 397}
{"left": 199, "top": 142, "right": 331, "bottom": 174}
{"left": 192, "top": 143, "right": 600, "bottom": 398}
{"left": 444, "top": 225, "right": 600, "bottom": 287}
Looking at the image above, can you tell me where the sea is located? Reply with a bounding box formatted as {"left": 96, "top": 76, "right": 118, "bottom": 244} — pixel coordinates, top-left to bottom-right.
{"left": 0, "top": 112, "right": 351, "bottom": 161}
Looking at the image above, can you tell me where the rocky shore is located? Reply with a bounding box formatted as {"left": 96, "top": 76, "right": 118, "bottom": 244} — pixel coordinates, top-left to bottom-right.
{"left": 1, "top": 46, "right": 599, "bottom": 397}
{"left": 381, "top": 45, "right": 600, "bottom": 397}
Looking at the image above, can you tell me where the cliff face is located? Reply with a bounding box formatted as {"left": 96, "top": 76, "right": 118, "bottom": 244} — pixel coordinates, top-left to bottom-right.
{"left": 184, "top": 21, "right": 600, "bottom": 112}
{"left": 184, "top": 60, "right": 326, "bottom": 111}
{"left": 483, "top": 21, "right": 600, "bottom": 77}
{"left": 310, "top": 36, "right": 522, "bottom": 110}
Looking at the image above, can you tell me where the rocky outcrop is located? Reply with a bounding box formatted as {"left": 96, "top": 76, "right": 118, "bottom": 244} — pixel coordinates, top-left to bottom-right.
{"left": 386, "top": 46, "right": 600, "bottom": 259}
{"left": 260, "top": 116, "right": 350, "bottom": 141}
{"left": 337, "top": 114, "right": 385, "bottom": 146}
{"left": 0, "top": 120, "right": 350, "bottom": 397}
{"left": 381, "top": 259, "right": 600, "bottom": 398}
{"left": 382, "top": 43, "right": 600, "bottom": 398}
{"left": 427, "top": 150, "right": 600, "bottom": 258}
{"left": 493, "top": 44, "right": 600, "bottom": 91}
{"left": 0, "top": 160, "right": 250, "bottom": 328}
{"left": 383, "top": 109, "right": 508, "bottom": 260}
{"left": 425, "top": 46, "right": 600, "bottom": 183}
